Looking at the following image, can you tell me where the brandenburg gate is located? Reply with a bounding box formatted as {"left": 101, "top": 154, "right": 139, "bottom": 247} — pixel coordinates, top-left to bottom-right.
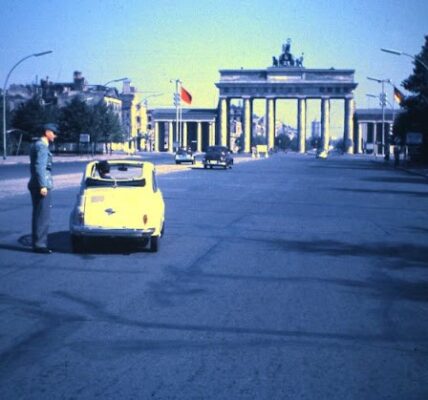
{"left": 215, "top": 42, "right": 358, "bottom": 153}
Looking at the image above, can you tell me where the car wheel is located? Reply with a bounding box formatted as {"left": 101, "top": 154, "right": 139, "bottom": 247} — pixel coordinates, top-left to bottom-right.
{"left": 71, "top": 234, "right": 85, "bottom": 253}
{"left": 203, "top": 164, "right": 207, "bottom": 169}
{"left": 150, "top": 236, "right": 159, "bottom": 252}
{"left": 175, "top": 161, "right": 180, "bottom": 165}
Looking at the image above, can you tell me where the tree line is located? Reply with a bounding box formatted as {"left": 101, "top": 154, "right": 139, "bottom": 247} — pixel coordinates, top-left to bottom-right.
{"left": 394, "top": 35, "right": 428, "bottom": 161}
{"left": 1, "top": 95, "right": 124, "bottom": 154}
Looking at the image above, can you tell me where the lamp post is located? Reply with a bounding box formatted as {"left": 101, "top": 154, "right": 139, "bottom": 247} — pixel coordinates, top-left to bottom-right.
{"left": 103, "top": 77, "right": 128, "bottom": 86}
{"left": 367, "top": 76, "right": 391, "bottom": 160}
{"left": 381, "top": 48, "right": 428, "bottom": 71}
{"left": 2, "top": 50, "right": 52, "bottom": 160}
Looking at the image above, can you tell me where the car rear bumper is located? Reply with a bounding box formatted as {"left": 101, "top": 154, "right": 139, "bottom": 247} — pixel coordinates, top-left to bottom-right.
{"left": 204, "top": 159, "right": 227, "bottom": 165}
{"left": 71, "top": 225, "right": 156, "bottom": 238}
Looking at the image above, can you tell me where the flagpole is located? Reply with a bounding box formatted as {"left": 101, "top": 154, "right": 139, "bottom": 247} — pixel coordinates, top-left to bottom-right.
{"left": 179, "top": 81, "right": 183, "bottom": 149}
{"left": 171, "top": 79, "right": 181, "bottom": 150}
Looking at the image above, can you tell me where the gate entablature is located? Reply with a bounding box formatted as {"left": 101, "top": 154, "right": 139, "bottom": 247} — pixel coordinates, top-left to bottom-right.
{"left": 216, "top": 68, "right": 357, "bottom": 99}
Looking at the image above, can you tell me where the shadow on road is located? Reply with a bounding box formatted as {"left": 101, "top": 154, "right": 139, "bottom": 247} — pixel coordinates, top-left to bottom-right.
{"left": 48, "top": 231, "right": 150, "bottom": 255}
{"left": 333, "top": 187, "right": 428, "bottom": 198}
{"left": 0, "top": 232, "right": 152, "bottom": 255}
{"left": 362, "top": 176, "right": 428, "bottom": 185}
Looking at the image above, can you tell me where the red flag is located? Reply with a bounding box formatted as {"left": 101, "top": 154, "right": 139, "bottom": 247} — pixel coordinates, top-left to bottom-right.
{"left": 393, "top": 86, "right": 404, "bottom": 104}
{"left": 180, "top": 86, "right": 192, "bottom": 104}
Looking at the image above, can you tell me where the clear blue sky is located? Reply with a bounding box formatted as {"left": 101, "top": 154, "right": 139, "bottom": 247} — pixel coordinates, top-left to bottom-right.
{"left": 1, "top": 0, "right": 427, "bottom": 135}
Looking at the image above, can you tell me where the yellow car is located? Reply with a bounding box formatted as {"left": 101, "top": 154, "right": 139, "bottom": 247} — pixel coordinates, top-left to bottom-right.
{"left": 70, "top": 160, "right": 165, "bottom": 252}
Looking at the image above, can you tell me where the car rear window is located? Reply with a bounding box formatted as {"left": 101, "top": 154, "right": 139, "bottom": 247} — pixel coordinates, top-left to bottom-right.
{"left": 86, "top": 164, "right": 146, "bottom": 187}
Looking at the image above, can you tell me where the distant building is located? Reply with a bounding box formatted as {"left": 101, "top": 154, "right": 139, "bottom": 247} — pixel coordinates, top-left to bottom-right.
{"left": 119, "top": 80, "right": 148, "bottom": 152}
{"left": 354, "top": 108, "right": 400, "bottom": 155}
{"left": 6, "top": 84, "right": 40, "bottom": 111}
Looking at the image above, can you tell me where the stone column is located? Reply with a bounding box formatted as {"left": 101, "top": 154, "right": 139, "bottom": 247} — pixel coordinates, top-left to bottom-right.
{"left": 220, "top": 98, "right": 229, "bottom": 147}
{"left": 154, "top": 122, "right": 160, "bottom": 152}
{"left": 266, "top": 98, "right": 275, "bottom": 151}
{"left": 182, "top": 122, "right": 188, "bottom": 148}
{"left": 321, "top": 98, "right": 331, "bottom": 152}
{"left": 373, "top": 123, "right": 378, "bottom": 156}
{"left": 297, "top": 98, "right": 307, "bottom": 153}
{"left": 344, "top": 97, "right": 355, "bottom": 154}
{"left": 168, "top": 122, "right": 174, "bottom": 152}
{"left": 209, "top": 122, "right": 216, "bottom": 146}
{"left": 197, "top": 122, "right": 202, "bottom": 152}
{"left": 356, "top": 122, "right": 363, "bottom": 154}
{"left": 243, "top": 97, "right": 252, "bottom": 153}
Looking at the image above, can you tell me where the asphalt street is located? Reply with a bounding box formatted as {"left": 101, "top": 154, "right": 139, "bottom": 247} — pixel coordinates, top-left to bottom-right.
{"left": 0, "top": 153, "right": 427, "bottom": 399}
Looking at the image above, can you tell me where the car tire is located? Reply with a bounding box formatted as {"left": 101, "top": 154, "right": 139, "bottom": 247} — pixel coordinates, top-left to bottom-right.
{"left": 150, "top": 235, "right": 159, "bottom": 252}
{"left": 71, "top": 234, "right": 85, "bottom": 253}
{"left": 175, "top": 161, "right": 180, "bottom": 165}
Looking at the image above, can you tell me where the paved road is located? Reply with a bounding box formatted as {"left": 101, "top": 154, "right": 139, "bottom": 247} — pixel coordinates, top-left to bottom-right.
{"left": 0, "top": 151, "right": 175, "bottom": 180}
{"left": 0, "top": 153, "right": 427, "bottom": 399}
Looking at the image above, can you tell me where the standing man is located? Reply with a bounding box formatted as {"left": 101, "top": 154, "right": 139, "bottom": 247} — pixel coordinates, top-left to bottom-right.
{"left": 28, "top": 123, "right": 59, "bottom": 254}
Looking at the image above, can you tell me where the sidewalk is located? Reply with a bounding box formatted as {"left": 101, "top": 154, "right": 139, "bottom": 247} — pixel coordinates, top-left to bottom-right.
{"left": 0, "top": 152, "right": 144, "bottom": 166}
{"left": 367, "top": 154, "right": 428, "bottom": 179}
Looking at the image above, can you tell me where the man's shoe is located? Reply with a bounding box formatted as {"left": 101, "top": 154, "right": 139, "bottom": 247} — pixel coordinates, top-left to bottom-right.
{"left": 33, "top": 247, "right": 52, "bottom": 254}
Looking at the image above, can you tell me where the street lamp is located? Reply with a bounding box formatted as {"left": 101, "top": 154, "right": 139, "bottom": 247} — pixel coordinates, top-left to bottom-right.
{"left": 2, "top": 50, "right": 53, "bottom": 159}
{"left": 381, "top": 48, "right": 428, "bottom": 71}
{"left": 103, "top": 77, "right": 128, "bottom": 86}
{"left": 367, "top": 76, "right": 392, "bottom": 160}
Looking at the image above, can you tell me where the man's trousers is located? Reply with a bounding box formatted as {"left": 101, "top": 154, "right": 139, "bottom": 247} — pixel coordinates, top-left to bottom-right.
{"left": 30, "top": 189, "right": 52, "bottom": 249}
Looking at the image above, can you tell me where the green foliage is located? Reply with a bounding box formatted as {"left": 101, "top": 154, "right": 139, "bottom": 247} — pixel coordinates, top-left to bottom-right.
{"left": 11, "top": 96, "right": 59, "bottom": 138}
{"left": 275, "top": 133, "right": 291, "bottom": 150}
{"left": 89, "top": 101, "right": 123, "bottom": 143}
{"left": 394, "top": 35, "right": 428, "bottom": 160}
{"left": 58, "top": 97, "right": 92, "bottom": 142}
{"left": 58, "top": 97, "right": 123, "bottom": 144}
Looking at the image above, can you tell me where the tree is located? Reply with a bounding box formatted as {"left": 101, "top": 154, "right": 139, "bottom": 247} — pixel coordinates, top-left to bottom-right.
{"left": 58, "top": 97, "right": 92, "bottom": 143}
{"left": 11, "top": 96, "right": 58, "bottom": 138}
{"left": 394, "top": 35, "right": 428, "bottom": 160}
{"left": 89, "top": 101, "right": 123, "bottom": 151}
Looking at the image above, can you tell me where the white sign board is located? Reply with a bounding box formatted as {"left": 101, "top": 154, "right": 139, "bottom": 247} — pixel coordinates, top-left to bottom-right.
{"left": 79, "top": 133, "right": 90, "bottom": 143}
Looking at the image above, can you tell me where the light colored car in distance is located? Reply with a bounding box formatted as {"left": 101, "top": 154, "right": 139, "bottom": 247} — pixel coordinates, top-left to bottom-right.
{"left": 70, "top": 160, "right": 165, "bottom": 253}
{"left": 175, "top": 147, "right": 195, "bottom": 164}
{"left": 316, "top": 149, "right": 328, "bottom": 159}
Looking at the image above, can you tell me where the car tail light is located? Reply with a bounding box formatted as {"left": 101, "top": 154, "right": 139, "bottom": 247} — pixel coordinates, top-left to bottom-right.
{"left": 143, "top": 214, "right": 148, "bottom": 225}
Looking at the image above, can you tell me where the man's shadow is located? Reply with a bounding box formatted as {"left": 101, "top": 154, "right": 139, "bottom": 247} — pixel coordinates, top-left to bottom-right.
{"left": 0, "top": 232, "right": 150, "bottom": 255}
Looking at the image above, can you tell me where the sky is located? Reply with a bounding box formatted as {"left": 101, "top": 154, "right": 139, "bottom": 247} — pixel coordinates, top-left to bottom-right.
{"left": 1, "top": 0, "right": 427, "bottom": 137}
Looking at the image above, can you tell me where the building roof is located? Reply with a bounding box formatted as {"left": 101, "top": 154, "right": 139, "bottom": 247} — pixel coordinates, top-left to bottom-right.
{"left": 354, "top": 108, "right": 402, "bottom": 122}
{"left": 150, "top": 108, "right": 217, "bottom": 122}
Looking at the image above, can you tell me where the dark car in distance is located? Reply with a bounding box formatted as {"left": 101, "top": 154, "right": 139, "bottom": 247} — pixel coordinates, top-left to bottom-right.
{"left": 203, "top": 146, "right": 234, "bottom": 169}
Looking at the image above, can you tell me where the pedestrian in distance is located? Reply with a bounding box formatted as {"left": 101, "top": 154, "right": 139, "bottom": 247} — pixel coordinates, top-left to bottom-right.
{"left": 393, "top": 136, "right": 401, "bottom": 168}
{"left": 28, "top": 123, "right": 59, "bottom": 254}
